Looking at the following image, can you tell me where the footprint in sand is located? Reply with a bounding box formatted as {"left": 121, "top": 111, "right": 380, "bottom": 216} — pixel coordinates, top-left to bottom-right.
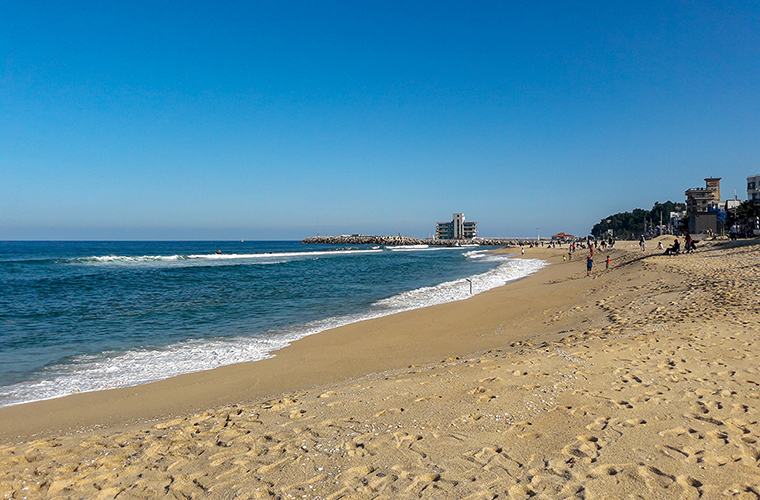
{"left": 561, "top": 435, "right": 600, "bottom": 463}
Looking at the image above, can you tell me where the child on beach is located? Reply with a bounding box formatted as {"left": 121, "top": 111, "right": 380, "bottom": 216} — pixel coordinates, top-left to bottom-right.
{"left": 606, "top": 255, "right": 610, "bottom": 269}
{"left": 586, "top": 255, "right": 593, "bottom": 276}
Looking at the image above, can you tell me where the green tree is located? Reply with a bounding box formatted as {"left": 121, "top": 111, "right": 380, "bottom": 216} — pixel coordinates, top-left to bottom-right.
{"left": 591, "top": 201, "right": 685, "bottom": 239}
{"left": 736, "top": 200, "right": 760, "bottom": 229}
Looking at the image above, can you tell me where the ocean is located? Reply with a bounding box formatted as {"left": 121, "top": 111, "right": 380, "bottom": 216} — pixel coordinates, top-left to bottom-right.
{"left": 0, "top": 241, "right": 546, "bottom": 407}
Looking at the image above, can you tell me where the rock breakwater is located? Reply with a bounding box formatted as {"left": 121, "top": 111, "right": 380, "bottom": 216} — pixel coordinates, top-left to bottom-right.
{"left": 301, "top": 235, "right": 526, "bottom": 246}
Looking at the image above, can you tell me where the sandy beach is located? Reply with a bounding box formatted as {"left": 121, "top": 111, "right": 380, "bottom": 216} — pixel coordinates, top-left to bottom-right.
{"left": 2, "top": 238, "right": 759, "bottom": 499}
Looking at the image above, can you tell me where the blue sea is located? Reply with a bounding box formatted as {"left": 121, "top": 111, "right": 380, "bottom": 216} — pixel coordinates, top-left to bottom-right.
{"left": 0, "top": 241, "right": 546, "bottom": 407}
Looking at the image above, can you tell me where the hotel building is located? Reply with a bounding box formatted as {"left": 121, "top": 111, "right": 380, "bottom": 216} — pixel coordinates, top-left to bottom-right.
{"left": 436, "top": 213, "right": 478, "bottom": 240}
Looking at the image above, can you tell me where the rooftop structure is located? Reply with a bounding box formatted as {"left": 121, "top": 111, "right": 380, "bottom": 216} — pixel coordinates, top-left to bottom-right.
{"left": 685, "top": 177, "right": 721, "bottom": 214}
{"left": 436, "top": 213, "right": 478, "bottom": 240}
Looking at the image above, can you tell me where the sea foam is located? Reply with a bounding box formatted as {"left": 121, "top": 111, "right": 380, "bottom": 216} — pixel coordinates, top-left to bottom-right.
{"left": 70, "top": 248, "right": 384, "bottom": 267}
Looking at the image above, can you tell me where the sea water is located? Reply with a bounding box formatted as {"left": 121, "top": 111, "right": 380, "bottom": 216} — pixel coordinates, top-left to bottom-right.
{"left": 0, "top": 241, "right": 546, "bottom": 407}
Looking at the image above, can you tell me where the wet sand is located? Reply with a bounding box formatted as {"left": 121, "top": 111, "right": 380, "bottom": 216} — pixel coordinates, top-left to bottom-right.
{"left": 2, "top": 238, "right": 759, "bottom": 499}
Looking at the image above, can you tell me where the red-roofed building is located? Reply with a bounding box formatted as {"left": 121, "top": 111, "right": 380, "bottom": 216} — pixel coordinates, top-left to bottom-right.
{"left": 551, "top": 233, "right": 575, "bottom": 242}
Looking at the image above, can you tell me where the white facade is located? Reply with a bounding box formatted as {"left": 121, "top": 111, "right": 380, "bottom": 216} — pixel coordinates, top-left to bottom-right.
{"left": 452, "top": 213, "right": 465, "bottom": 239}
{"left": 748, "top": 174, "right": 760, "bottom": 201}
{"left": 436, "top": 213, "right": 478, "bottom": 239}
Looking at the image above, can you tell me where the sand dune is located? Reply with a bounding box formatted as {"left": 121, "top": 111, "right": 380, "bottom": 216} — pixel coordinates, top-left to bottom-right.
{"left": 2, "top": 239, "right": 760, "bottom": 499}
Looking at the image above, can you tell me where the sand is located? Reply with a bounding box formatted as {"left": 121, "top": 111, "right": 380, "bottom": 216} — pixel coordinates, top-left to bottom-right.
{"left": 1, "top": 238, "right": 760, "bottom": 499}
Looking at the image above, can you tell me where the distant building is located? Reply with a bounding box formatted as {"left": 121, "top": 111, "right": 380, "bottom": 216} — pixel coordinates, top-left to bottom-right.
{"left": 748, "top": 174, "right": 760, "bottom": 201}
{"left": 436, "top": 213, "right": 478, "bottom": 239}
{"left": 685, "top": 177, "right": 721, "bottom": 214}
{"left": 725, "top": 199, "right": 741, "bottom": 211}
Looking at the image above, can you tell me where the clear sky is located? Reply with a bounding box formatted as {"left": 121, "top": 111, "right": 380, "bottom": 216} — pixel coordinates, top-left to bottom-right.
{"left": 2, "top": 1, "right": 759, "bottom": 240}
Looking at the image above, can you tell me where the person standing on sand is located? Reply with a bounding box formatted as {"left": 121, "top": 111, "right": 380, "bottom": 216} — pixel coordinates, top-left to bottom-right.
{"left": 640, "top": 235, "right": 646, "bottom": 252}
{"left": 684, "top": 231, "right": 695, "bottom": 253}
{"left": 586, "top": 254, "right": 594, "bottom": 276}
{"left": 606, "top": 255, "right": 610, "bottom": 269}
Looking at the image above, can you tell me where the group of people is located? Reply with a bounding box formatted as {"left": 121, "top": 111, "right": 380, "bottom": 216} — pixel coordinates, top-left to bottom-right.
{"left": 655, "top": 231, "right": 696, "bottom": 256}
{"left": 585, "top": 231, "right": 699, "bottom": 276}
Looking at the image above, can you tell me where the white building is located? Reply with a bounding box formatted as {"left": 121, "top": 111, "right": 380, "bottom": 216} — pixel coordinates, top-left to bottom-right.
{"left": 436, "top": 213, "right": 478, "bottom": 239}
{"left": 748, "top": 174, "right": 760, "bottom": 201}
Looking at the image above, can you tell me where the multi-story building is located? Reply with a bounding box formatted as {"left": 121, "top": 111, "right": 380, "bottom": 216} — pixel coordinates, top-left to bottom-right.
{"left": 748, "top": 174, "right": 760, "bottom": 201}
{"left": 685, "top": 177, "right": 721, "bottom": 213}
{"left": 436, "top": 213, "right": 478, "bottom": 239}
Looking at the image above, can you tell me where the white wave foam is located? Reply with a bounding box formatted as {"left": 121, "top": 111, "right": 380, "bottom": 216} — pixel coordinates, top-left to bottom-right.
{"left": 463, "top": 249, "right": 517, "bottom": 261}
{"left": 0, "top": 255, "right": 547, "bottom": 408}
{"left": 373, "top": 258, "right": 545, "bottom": 312}
{"left": 386, "top": 245, "right": 430, "bottom": 250}
{"left": 0, "top": 337, "right": 286, "bottom": 407}
{"left": 85, "top": 255, "right": 186, "bottom": 263}
{"left": 72, "top": 249, "right": 384, "bottom": 266}
{"left": 186, "top": 249, "right": 383, "bottom": 259}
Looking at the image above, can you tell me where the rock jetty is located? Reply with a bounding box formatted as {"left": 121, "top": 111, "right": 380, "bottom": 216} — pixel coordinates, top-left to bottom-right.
{"left": 301, "top": 235, "right": 529, "bottom": 247}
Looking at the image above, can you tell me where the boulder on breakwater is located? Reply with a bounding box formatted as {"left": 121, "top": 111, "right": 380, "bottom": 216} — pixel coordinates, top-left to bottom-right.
{"left": 301, "top": 235, "right": 525, "bottom": 247}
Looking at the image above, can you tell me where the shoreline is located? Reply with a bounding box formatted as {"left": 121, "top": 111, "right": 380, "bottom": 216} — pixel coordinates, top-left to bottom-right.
{"left": 0, "top": 246, "right": 573, "bottom": 443}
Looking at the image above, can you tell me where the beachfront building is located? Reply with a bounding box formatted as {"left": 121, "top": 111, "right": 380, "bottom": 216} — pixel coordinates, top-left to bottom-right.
{"left": 748, "top": 174, "right": 760, "bottom": 201}
{"left": 685, "top": 177, "right": 721, "bottom": 213}
{"left": 685, "top": 178, "right": 722, "bottom": 235}
{"left": 436, "top": 213, "right": 478, "bottom": 239}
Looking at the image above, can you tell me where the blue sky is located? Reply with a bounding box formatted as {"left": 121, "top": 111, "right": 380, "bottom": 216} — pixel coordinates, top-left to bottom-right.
{"left": 2, "top": 1, "right": 759, "bottom": 240}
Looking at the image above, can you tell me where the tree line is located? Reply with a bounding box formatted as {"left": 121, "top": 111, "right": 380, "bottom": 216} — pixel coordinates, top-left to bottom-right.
{"left": 591, "top": 201, "right": 685, "bottom": 240}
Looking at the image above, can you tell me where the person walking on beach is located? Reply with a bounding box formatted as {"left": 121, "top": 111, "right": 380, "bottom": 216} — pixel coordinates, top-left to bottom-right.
{"left": 684, "top": 231, "right": 695, "bottom": 253}
{"left": 606, "top": 255, "right": 610, "bottom": 270}
{"left": 586, "top": 254, "right": 594, "bottom": 276}
{"left": 639, "top": 235, "right": 646, "bottom": 252}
